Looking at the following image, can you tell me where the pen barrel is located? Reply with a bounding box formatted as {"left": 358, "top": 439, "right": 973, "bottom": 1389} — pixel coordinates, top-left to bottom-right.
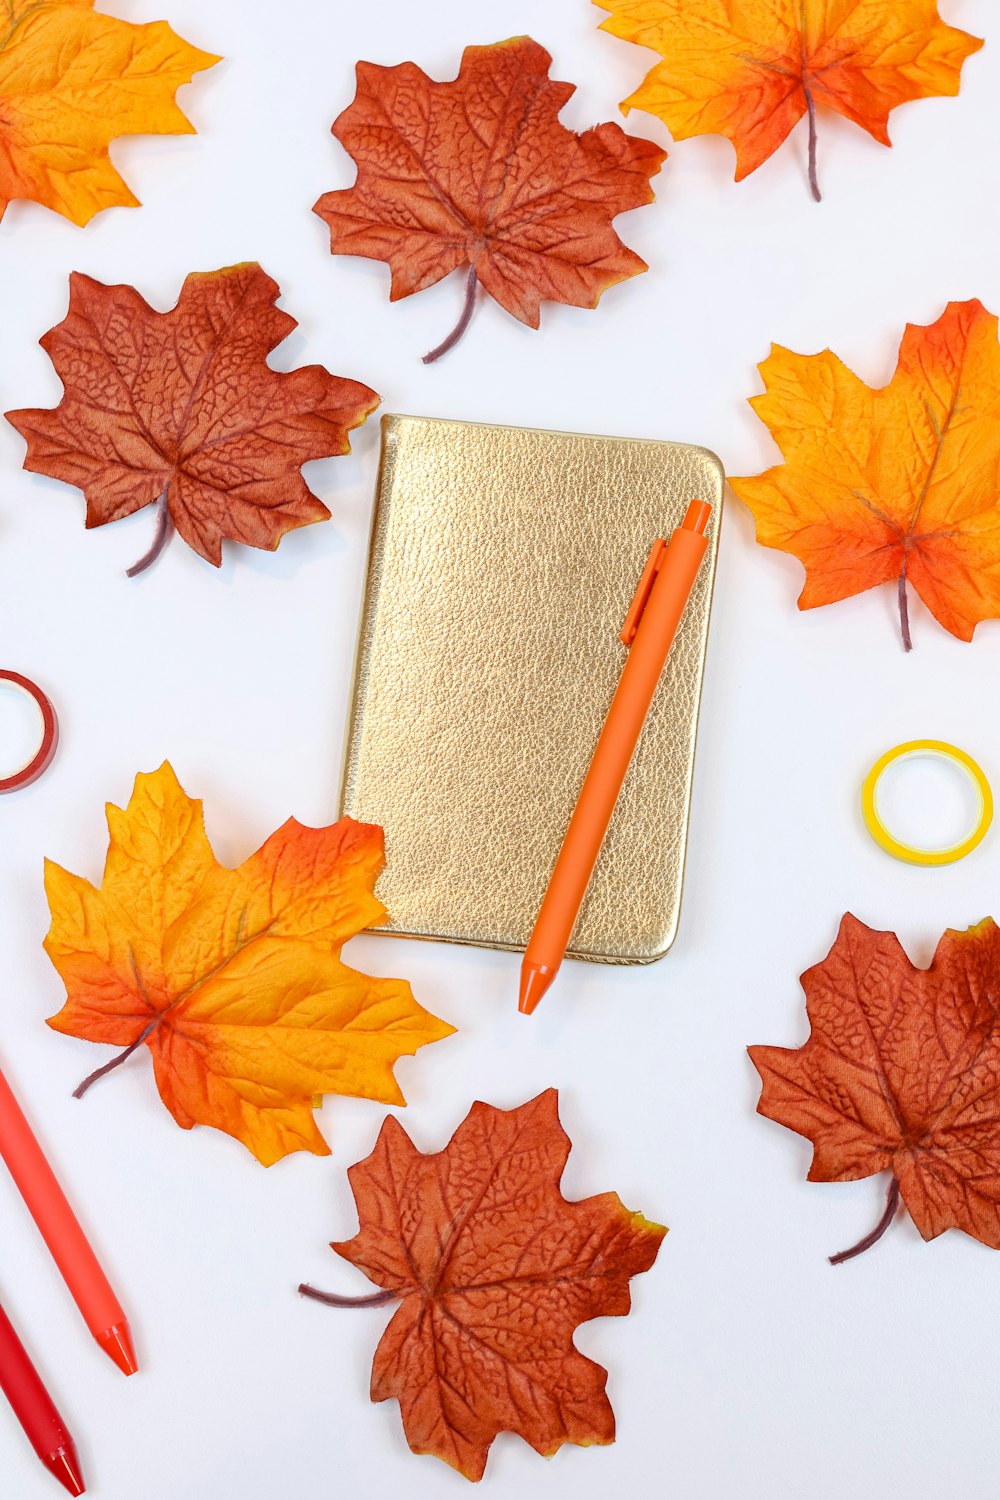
{"left": 0, "top": 1299, "right": 73, "bottom": 1463}
{"left": 0, "top": 1070, "right": 125, "bottom": 1342}
{"left": 526, "top": 527, "right": 709, "bottom": 961}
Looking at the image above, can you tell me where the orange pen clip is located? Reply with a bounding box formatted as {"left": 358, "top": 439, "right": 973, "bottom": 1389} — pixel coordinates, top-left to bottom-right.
{"left": 620, "top": 539, "right": 668, "bottom": 646}
{"left": 519, "top": 499, "right": 712, "bottom": 1016}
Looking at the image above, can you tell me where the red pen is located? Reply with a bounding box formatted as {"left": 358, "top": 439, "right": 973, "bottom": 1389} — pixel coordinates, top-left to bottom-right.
{"left": 0, "top": 1065, "right": 136, "bottom": 1376}
{"left": 0, "top": 1296, "right": 85, "bottom": 1495}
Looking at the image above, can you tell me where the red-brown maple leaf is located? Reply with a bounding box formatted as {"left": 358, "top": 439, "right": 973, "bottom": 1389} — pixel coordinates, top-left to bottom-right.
{"left": 300, "top": 1090, "right": 666, "bottom": 1479}
{"left": 750, "top": 913, "right": 1000, "bottom": 1261}
{"left": 6, "top": 263, "right": 379, "bottom": 574}
{"left": 314, "top": 37, "right": 666, "bottom": 361}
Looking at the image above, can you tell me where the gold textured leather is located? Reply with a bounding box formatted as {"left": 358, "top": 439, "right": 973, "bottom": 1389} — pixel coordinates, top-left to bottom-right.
{"left": 340, "top": 414, "right": 724, "bottom": 963}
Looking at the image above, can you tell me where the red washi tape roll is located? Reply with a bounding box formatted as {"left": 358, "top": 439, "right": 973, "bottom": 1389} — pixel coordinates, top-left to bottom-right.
{"left": 0, "top": 671, "right": 58, "bottom": 793}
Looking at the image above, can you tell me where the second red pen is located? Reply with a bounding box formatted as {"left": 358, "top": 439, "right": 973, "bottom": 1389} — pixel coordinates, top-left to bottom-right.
{"left": 0, "top": 1295, "right": 85, "bottom": 1496}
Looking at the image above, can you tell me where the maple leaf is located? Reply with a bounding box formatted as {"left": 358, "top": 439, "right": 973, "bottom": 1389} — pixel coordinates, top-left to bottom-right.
{"left": 594, "top": 0, "right": 982, "bottom": 200}
{"left": 729, "top": 300, "right": 1000, "bottom": 650}
{"left": 6, "top": 263, "right": 379, "bottom": 575}
{"left": 43, "top": 763, "right": 454, "bottom": 1167}
{"left": 314, "top": 36, "right": 666, "bottom": 362}
{"left": 300, "top": 1090, "right": 666, "bottom": 1479}
{"left": 0, "top": 0, "right": 219, "bottom": 225}
{"left": 750, "top": 913, "right": 1000, "bottom": 1262}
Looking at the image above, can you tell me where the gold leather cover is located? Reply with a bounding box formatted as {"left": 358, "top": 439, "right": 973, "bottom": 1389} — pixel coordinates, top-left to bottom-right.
{"left": 339, "top": 414, "right": 724, "bottom": 963}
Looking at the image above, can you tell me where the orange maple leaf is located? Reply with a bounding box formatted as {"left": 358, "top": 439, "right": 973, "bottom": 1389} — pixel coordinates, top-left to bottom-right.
{"left": 7, "top": 263, "right": 379, "bottom": 575}
{"left": 314, "top": 37, "right": 666, "bottom": 362}
{"left": 594, "top": 0, "right": 982, "bottom": 199}
{"left": 0, "top": 0, "right": 219, "bottom": 225}
{"left": 729, "top": 300, "right": 1000, "bottom": 650}
{"left": 300, "top": 1090, "right": 666, "bottom": 1479}
{"left": 750, "top": 914, "right": 1000, "bottom": 1262}
{"left": 44, "top": 764, "right": 455, "bottom": 1167}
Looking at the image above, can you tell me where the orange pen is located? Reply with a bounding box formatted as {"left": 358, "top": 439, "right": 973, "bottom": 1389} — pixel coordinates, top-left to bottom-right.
{"left": 519, "top": 499, "right": 712, "bottom": 1015}
{"left": 0, "top": 1064, "right": 137, "bottom": 1376}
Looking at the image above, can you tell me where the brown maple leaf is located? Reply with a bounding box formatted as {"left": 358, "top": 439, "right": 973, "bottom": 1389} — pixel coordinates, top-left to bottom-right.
{"left": 750, "top": 913, "right": 1000, "bottom": 1262}
{"left": 300, "top": 1090, "right": 665, "bottom": 1478}
{"left": 7, "top": 263, "right": 379, "bottom": 575}
{"left": 314, "top": 37, "right": 666, "bottom": 362}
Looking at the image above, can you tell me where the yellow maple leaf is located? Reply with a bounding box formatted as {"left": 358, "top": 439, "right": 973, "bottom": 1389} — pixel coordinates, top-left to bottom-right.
{"left": 0, "top": 0, "right": 220, "bottom": 225}
{"left": 730, "top": 301, "right": 1000, "bottom": 649}
{"left": 44, "top": 764, "right": 455, "bottom": 1166}
{"left": 594, "top": 0, "right": 982, "bottom": 199}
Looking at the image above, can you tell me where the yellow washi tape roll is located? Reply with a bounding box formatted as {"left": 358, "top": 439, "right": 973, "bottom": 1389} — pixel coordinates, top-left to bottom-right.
{"left": 862, "top": 739, "right": 993, "bottom": 866}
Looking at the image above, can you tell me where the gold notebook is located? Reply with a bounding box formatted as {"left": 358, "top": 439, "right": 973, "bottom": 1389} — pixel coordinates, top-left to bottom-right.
{"left": 339, "top": 414, "right": 724, "bottom": 964}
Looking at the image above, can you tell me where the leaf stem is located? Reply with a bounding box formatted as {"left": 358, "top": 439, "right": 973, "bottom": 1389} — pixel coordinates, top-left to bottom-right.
{"left": 73, "top": 1019, "right": 158, "bottom": 1099}
{"left": 298, "top": 1283, "right": 399, "bottom": 1308}
{"left": 829, "top": 1176, "right": 900, "bottom": 1265}
{"left": 804, "top": 86, "right": 821, "bottom": 202}
{"left": 423, "top": 265, "right": 479, "bottom": 364}
{"left": 127, "top": 491, "right": 174, "bottom": 578}
{"left": 897, "top": 569, "right": 913, "bottom": 652}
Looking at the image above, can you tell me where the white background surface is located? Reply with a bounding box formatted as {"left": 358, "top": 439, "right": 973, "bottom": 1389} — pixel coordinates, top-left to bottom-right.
{"left": 1, "top": 1, "right": 999, "bottom": 1496}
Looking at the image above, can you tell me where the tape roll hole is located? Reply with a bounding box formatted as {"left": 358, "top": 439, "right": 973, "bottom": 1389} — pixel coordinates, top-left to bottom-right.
{"left": 875, "top": 750, "right": 984, "bottom": 855}
{"left": 0, "top": 677, "right": 47, "bottom": 782}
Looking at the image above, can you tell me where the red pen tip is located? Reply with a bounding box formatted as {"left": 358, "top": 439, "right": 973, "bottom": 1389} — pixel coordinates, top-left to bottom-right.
{"left": 42, "top": 1442, "right": 86, "bottom": 1496}
{"left": 519, "top": 963, "right": 556, "bottom": 1015}
{"left": 95, "top": 1320, "right": 137, "bottom": 1376}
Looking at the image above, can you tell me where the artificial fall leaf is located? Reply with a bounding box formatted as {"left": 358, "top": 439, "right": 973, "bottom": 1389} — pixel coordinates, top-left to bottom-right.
{"left": 595, "top": 0, "right": 982, "bottom": 200}
{"left": 0, "top": 0, "right": 219, "bottom": 225}
{"left": 750, "top": 913, "right": 1000, "bottom": 1263}
{"left": 44, "top": 763, "right": 454, "bottom": 1167}
{"left": 729, "top": 300, "right": 1000, "bottom": 650}
{"left": 7, "top": 263, "right": 379, "bottom": 575}
{"left": 314, "top": 37, "right": 666, "bottom": 362}
{"left": 300, "top": 1090, "right": 665, "bottom": 1479}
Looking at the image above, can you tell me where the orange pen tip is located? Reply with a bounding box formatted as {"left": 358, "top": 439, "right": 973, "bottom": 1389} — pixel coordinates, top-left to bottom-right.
{"left": 682, "top": 499, "right": 711, "bottom": 536}
{"left": 42, "top": 1443, "right": 86, "bottom": 1496}
{"left": 518, "top": 963, "right": 556, "bottom": 1016}
{"left": 96, "top": 1320, "right": 137, "bottom": 1376}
